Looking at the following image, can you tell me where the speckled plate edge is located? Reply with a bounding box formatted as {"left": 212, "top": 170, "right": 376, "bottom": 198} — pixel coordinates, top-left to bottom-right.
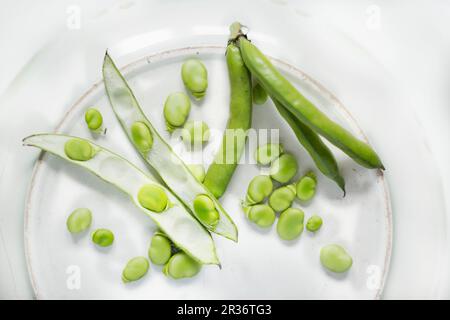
{"left": 23, "top": 45, "right": 392, "bottom": 300}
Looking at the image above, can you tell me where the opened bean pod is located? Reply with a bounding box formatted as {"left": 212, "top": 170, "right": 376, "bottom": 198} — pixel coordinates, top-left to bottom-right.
{"left": 103, "top": 53, "right": 237, "bottom": 241}
{"left": 24, "top": 134, "right": 220, "bottom": 265}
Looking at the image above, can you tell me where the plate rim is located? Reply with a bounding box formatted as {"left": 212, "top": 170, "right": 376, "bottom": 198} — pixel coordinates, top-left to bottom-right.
{"left": 23, "top": 45, "right": 393, "bottom": 300}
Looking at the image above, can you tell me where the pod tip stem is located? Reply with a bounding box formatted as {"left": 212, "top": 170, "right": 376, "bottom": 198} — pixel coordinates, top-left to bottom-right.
{"left": 228, "top": 21, "right": 248, "bottom": 43}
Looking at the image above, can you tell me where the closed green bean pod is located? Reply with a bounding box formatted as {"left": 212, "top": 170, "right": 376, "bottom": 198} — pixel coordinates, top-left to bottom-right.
{"left": 273, "top": 98, "right": 345, "bottom": 193}
{"left": 203, "top": 43, "right": 252, "bottom": 198}
{"left": 238, "top": 36, "right": 384, "bottom": 170}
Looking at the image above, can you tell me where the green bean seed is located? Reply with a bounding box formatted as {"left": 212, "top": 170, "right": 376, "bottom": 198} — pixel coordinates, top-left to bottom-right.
{"left": 92, "top": 228, "right": 114, "bottom": 247}
{"left": 164, "top": 92, "right": 191, "bottom": 132}
{"left": 296, "top": 171, "right": 317, "bottom": 201}
{"left": 181, "top": 59, "right": 208, "bottom": 99}
{"left": 163, "top": 252, "right": 202, "bottom": 279}
{"left": 122, "top": 256, "right": 150, "bottom": 283}
{"left": 254, "top": 143, "right": 283, "bottom": 165}
{"left": 244, "top": 204, "right": 276, "bottom": 228}
{"left": 252, "top": 82, "right": 268, "bottom": 105}
{"left": 306, "top": 215, "right": 323, "bottom": 232}
{"left": 277, "top": 208, "right": 304, "bottom": 240}
{"left": 84, "top": 108, "right": 103, "bottom": 131}
{"left": 246, "top": 175, "right": 273, "bottom": 205}
{"left": 187, "top": 164, "right": 206, "bottom": 183}
{"left": 64, "top": 138, "right": 95, "bottom": 161}
{"left": 137, "top": 184, "right": 168, "bottom": 213}
{"left": 66, "top": 208, "right": 92, "bottom": 234}
{"left": 130, "top": 121, "right": 153, "bottom": 154}
{"left": 269, "top": 184, "right": 296, "bottom": 212}
{"left": 182, "top": 121, "right": 210, "bottom": 146}
{"left": 270, "top": 153, "right": 298, "bottom": 183}
{"left": 320, "top": 244, "right": 353, "bottom": 273}
{"left": 148, "top": 233, "right": 172, "bottom": 265}
{"left": 193, "top": 194, "right": 220, "bottom": 228}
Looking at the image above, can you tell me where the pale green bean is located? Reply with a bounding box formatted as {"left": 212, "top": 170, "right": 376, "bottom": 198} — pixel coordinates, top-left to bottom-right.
{"left": 320, "top": 244, "right": 353, "bottom": 273}
{"left": 193, "top": 194, "right": 220, "bottom": 228}
{"left": 92, "top": 228, "right": 114, "bottom": 247}
{"left": 148, "top": 232, "right": 172, "bottom": 265}
{"left": 66, "top": 208, "right": 92, "bottom": 234}
{"left": 181, "top": 59, "right": 208, "bottom": 99}
{"left": 84, "top": 108, "right": 103, "bottom": 131}
{"left": 254, "top": 143, "right": 283, "bottom": 165}
{"left": 306, "top": 215, "right": 323, "bottom": 232}
{"left": 164, "top": 92, "right": 191, "bottom": 132}
{"left": 277, "top": 208, "right": 304, "bottom": 240}
{"left": 122, "top": 257, "right": 150, "bottom": 283}
{"left": 64, "top": 138, "right": 96, "bottom": 161}
{"left": 243, "top": 204, "right": 276, "bottom": 228}
{"left": 130, "top": 121, "right": 153, "bottom": 154}
{"left": 270, "top": 153, "right": 298, "bottom": 183}
{"left": 246, "top": 175, "right": 273, "bottom": 205}
{"left": 137, "top": 184, "right": 169, "bottom": 213}
{"left": 269, "top": 184, "right": 296, "bottom": 212}
{"left": 296, "top": 171, "right": 317, "bottom": 201}
{"left": 163, "top": 252, "right": 202, "bottom": 279}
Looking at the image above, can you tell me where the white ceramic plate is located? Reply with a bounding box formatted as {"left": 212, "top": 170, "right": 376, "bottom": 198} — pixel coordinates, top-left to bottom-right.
{"left": 25, "top": 46, "right": 391, "bottom": 299}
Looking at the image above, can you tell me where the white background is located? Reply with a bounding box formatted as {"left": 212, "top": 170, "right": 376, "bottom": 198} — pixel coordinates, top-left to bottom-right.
{"left": 0, "top": 0, "right": 449, "bottom": 299}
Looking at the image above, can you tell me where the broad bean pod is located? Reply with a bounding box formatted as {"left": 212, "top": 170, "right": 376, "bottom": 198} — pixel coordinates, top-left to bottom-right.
{"left": 237, "top": 34, "right": 384, "bottom": 170}
{"left": 203, "top": 42, "right": 252, "bottom": 198}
